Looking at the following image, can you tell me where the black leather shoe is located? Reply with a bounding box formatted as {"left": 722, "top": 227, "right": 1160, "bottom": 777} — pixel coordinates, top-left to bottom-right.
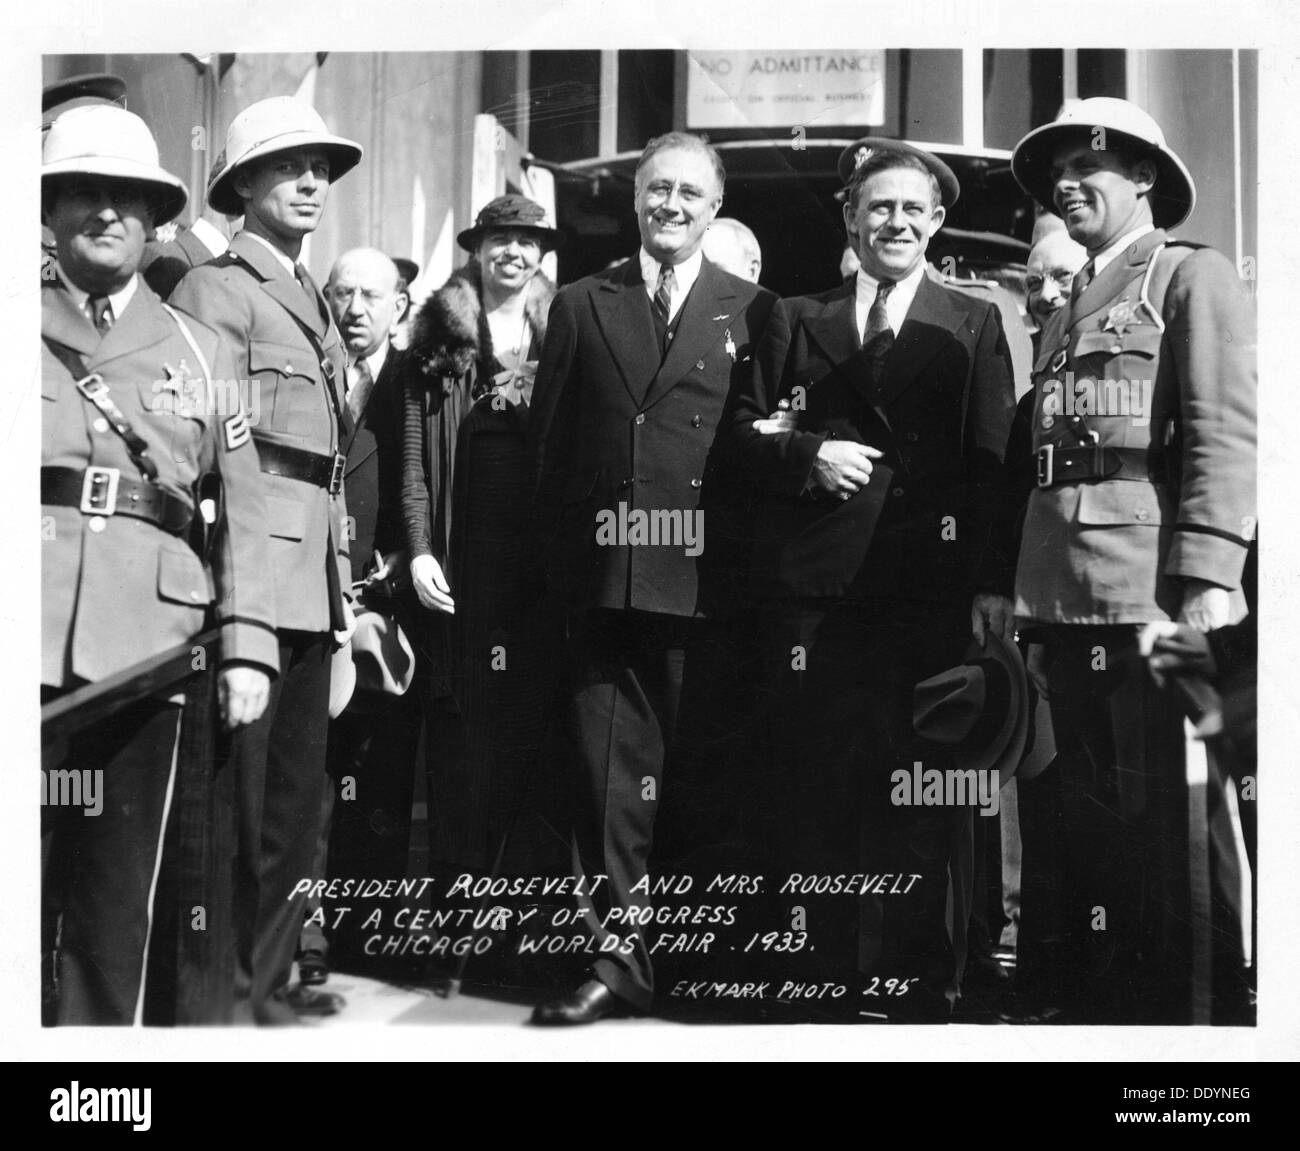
{"left": 298, "top": 950, "right": 329, "bottom": 987}
{"left": 530, "top": 979, "right": 636, "bottom": 1026}
{"left": 284, "top": 984, "right": 346, "bottom": 1016}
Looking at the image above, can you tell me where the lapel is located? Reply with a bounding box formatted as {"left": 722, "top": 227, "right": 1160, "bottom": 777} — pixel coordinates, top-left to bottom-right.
{"left": 805, "top": 278, "right": 861, "bottom": 374}
{"left": 642, "top": 256, "right": 739, "bottom": 410}
{"left": 591, "top": 257, "right": 660, "bottom": 406}
{"left": 41, "top": 279, "right": 100, "bottom": 358}
{"left": 873, "top": 271, "right": 972, "bottom": 408}
{"left": 89, "top": 278, "right": 174, "bottom": 370}
{"left": 232, "top": 231, "right": 330, "bottom": 340}
{"left": 1068, "top": 228, "right": 1167, "bottom": 335}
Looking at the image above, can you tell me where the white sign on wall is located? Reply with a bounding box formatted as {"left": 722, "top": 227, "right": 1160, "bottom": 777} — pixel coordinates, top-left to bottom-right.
{"left": 686, "top": 50, "right": 886, "bottom": 130}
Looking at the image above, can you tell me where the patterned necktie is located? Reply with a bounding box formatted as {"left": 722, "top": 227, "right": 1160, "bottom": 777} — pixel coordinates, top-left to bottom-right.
{"left": 87, "top": 294, "right": 113, "bottom": 334}
{"left": 1070, "top": 259, "right": 1096, "bottom": 305}
{"left": 653, "top": 262, "right": 676, "bottom": 326}
{"left": 863, "top": 279, "right": 896, "bottom": 386}
{"left": 348, "top": 357, "right": 375, "bottom": 422}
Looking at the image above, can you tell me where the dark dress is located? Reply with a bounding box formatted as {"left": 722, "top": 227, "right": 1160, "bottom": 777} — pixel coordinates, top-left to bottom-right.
{"left": 447, "top": 379, "right": 565, "bottom": 875}
{"left": 402, "top": 312, "right": 564, "bottom": 877}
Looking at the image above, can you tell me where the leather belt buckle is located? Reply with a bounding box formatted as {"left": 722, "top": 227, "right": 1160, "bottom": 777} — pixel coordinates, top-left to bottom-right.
{"left": 1035, "top": 444, "right": 1054, "bottom": 488}
{"left": 74, "top": 372, "right": 108, "bottom": 403}
{"left": 80, "top": 465, "right": 120, "bottom": 514}
{"left": 329, "top": 452, "right": 346, "bottom": 495}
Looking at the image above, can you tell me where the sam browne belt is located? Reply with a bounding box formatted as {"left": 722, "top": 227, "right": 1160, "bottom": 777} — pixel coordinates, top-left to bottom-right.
{"left": 41, "top": 465, "right": 193, "bottom": 533}
{"left": 251, "top": 434, "right": 346, "bottom": 494}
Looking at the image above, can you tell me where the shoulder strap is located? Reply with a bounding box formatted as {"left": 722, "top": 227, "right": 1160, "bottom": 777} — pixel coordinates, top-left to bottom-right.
{"left": 277, "top": 295, "right": 354, "bottom": 442}
{"left": 1138, "top": 238, "right": 1202, "bottom": 330}
{"left": 42, "top": 335, "right": 159, "bottom": 482}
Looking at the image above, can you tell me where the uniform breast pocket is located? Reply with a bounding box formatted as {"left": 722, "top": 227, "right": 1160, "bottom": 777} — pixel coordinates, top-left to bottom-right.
{"left": 1075, "top": 322, "right": 1162, "bottom": 372}
{"left": 248, "top": 339, "right": 318, "bottom": 435}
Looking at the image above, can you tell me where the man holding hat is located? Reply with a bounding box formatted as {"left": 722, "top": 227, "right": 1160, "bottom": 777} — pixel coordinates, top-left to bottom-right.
{"left": 727, "top": 137, "right": 1017, "bottom": 1017}
{"left": 170, "top": 95, "right": 363, "bottom": 1023}
{"left": 1009, "top": 97, "right": 1256, "bottom": 1022}
{"left": 41, "top": 104, "right": 278, "bottom": 1024}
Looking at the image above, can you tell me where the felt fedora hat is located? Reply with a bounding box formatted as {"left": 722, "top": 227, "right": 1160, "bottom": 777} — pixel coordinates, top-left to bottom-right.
{"left": 328, "top": 601, "right": 416, "bottom": 718}
{"left": 207, "top": 96, "right": 362, "bottom": 216}
{"left": 837, "top": 137, "right": 961, "bottom": 208}
{"left": 912, "top": 632, "right": 1030, "bottom": 786}
{"left": 457, "top": 193, "right": 563, "bottom": 252}
{"left": 1011, "top": 96, "right": 1196, "bottom": 230}
{"left": 42, "top": 104, "right": 188, "bottom": 226}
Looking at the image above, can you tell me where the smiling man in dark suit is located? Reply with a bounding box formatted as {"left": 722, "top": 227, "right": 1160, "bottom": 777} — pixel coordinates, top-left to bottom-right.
{"left": 530, "top": 132, "right": 777, "bottom": 1024}
{"left": 728, "top": 140, "right": 1017, "bottom": 1018}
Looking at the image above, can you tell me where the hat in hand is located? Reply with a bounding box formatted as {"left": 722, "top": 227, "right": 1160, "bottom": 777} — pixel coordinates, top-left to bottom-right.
{"left": 913, "top": 632, "right": 1030, "bottom": 786}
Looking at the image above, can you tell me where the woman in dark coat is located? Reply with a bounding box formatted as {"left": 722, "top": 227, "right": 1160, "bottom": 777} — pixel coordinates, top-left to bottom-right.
{"left": 402, "top": 194, "right": 565, "bottom": 879}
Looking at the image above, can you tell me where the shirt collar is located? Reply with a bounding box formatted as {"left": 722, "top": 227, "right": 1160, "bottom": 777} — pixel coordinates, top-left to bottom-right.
{"left": 241, "top": 230, "right": 298, "bottom": 277}
{"left": 1092, "top": 224, "right": 1156, "bottom": 277}
{"left": 57, "top": 265, "right": 139, "bottom": 324}
{"left": 638, "top": 245, "right": 704, "bottom": 297}
{"left": 855, "top": 259, "right": 926, "bottom": 311}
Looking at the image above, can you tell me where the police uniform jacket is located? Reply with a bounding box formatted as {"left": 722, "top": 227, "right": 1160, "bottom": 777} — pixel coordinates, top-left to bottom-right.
{"left": 171, "top": 231, "right": 352, "bottom": 633}
{"left": 1014, "top": 229, "right": 1257, "bottom": 625}
{"left": 41, "top": 275, "right": 278, "bottom": 687}
{"left": 727, "top": 270, "right": 1017, "bottom": 604}
{"left": 533, "top": 255, "right": 777, "bottom": 617}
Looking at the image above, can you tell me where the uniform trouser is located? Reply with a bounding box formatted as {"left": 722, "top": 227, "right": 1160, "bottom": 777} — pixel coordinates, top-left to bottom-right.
{"left": 761, "top": 599, "right": 970, "bottom": 1012}
{"left": 564, "top": 608, "right": 700, "bottom": 1012}
{"left": 1042, "top": 625, "right": 1192, "bottom": 1023}
{"left": 231, "top": 629, "right": 331, "bottom": 1023}
{"left": 42, "top": 696, "right": 183, "bottom": 1025}
{"left": 299, "top": 689, "right": 422, "bottom": 964}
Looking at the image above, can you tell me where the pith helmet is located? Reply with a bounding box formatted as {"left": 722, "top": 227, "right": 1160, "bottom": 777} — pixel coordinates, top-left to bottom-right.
{"left": 1011, "top": 97, "right": 1195, "bottom": 229}
{"left": 42, "top": 104, "right": 188, "bottom": 225}
{"left": 207, "top": 96, "right": 362, "bottom": 215}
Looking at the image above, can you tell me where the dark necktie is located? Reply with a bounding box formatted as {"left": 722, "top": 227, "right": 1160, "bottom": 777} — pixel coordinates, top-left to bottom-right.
{"left": 653, "top": 263, "right": 676, "bottom": 326}
{"left": 864, "top": 278, "right": 895, "bottom": 342}
{"left": 863, "top": 279, "right": 896, "bottom": 380}
{"left": 88, "top": 294, "right": 113, "bottom": 334}
{"left": 1070, "top": 259, "right": 1096, "bottom": 305}
{"left": 294, "top": 261, "right": 325, "bottom": 320}
{"left": 348, "top": 357, "right": 375, "bottom": 422}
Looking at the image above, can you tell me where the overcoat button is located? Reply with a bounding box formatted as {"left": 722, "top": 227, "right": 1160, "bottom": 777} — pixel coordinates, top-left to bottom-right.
{"left": 891, "top": 487, "right": 904, "bottom": 497}
{"left": 906, "top": 431, "right": 919, "bottom": 442}
{"left": 635, "top": 413, "right": 646, "bottom": 425}
{"left": 690, "top": 478, "right": 702, "bottom": 489}
{"left": 87, "top": 516, "right": 106, "bottom": 533}
{"left": 93, "top": 417, "right": 110, "bottom": 433}
{"left": 696, "top": 360, "right": 705, "bottom": 370}
{"left": 691, "top": 415, "right": 702, "bottom": 427}
{"left": 1136, "top": 509, "right": 1149, "bottom": 521}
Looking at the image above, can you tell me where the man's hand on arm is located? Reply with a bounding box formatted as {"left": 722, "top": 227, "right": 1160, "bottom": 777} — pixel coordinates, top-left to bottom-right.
{"left": 411, "top": 552, "right": 455, "bottom": 614}
{"left": 971, "top": 592, "right": 1015, "bottom": 647}
{"left": 218, "top": 665, "right": 271, "bottom": 731}
{"left": 810, "top": 440, "right": 884, "bottom": 500}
